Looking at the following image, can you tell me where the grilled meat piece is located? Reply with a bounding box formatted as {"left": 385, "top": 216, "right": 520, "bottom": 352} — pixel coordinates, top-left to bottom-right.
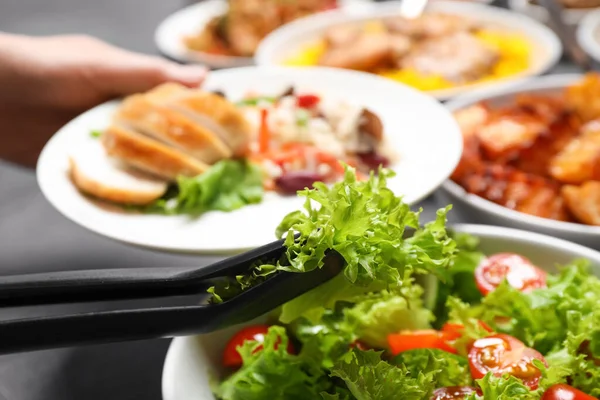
{"left": 318, "top": 33, "right": 393, "bottom": 71}
{"left": 458, "top": 164, "right": 570, "bottom": 221}
{"left": 550, "top": 120, "right": 600, "bottom": 184}
{"left": 400, "top": 32, "right": 499, "bottom": 83}
{"left": 383, "top": 13, "right": 477, "bottom": 39}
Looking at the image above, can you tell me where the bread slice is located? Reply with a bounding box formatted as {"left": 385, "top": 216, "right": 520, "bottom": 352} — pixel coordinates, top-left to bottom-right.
{"left": 114, "top": 94, "right": 232, "bottom": 164}
{"left": 168, "top": 91, "right": 253, "bottom": 156}
{"left": 70, "top": 141, "right": 168, "bottom": 205}
{"left": 102, "top": 125, "right": 209, "bottom": 180}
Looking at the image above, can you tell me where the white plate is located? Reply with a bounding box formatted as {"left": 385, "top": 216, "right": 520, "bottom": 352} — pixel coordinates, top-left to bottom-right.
{"left": 161, "top": 223, "right": 600, "bottom": 400}
{"left": 509, "top": 0, "right": 597, "bottom": 26}
{"left": 37, "top": 66, "right": 462, "bottom": 254}
{"left": 154, "top": 0, "right": 375, "bottom": 69}
{"left": 255, "top": 1, "right": 562, "bottom": 101}
{"left": 441, "top": 73, "right": 600, "bottom": 250}
{"left": 578, "top": 8, "right": 600, "bottom": 62}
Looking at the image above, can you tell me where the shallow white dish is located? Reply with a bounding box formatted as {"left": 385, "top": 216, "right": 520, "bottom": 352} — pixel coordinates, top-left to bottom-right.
{"left": 37, "top": 66, "right": 462, "bottom": 254}
{"left": 154, "top": 0, "right": 374, "bottom": 69}
{"left": 255, "top": 0, "right": 562, "bottom": 101}
{"left": 441, "top": 73, "right": 600, "bottom": 250}
{"left": 508, "top": 0, "right": 597, "bottom": 26}
{"left": 578, "top": 8, "right": 600, "bottom": 62}
{"left": 161, "top": 223, "right": 600, "bottom": 400}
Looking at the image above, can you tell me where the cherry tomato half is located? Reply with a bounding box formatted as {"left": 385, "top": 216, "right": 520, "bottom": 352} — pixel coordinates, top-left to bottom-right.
{"left": 542, "top": 384, "right": 596, "bottom": 400}
{"left": 474, "top": 253, "right": 547, "bottom": 295}
{"left": 431, "top": 386, "right": 480, "bottom": 400}
{"left": 222, "top": 325, "right": 295, "bottom": 368}
{"left": 468, "top": 334, "right": 547, "bottom": 390}
{"left": 388, "top": 330, "right": 457, "bottom": 355}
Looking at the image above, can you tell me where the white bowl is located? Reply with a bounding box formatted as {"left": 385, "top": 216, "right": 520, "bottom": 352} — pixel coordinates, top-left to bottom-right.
{"left": 441, "top": 73, "right": 600, "bottom": 250}
{"left": 508, "top": 0, "right": 598, "bottom": 26}
{"left": 154, "top": 0, "right": 376, "bottom": 69}
{"left": 578, "top": 8, "right": 600, "bottom": 62}
{"left": 255, "top": 0, "right": 562, "bottom": 100}
{"left": 161, "top": 223, "right": 600, "bottom": 400}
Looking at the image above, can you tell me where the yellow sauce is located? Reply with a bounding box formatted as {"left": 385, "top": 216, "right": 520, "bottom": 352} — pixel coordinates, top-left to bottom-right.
{"left": 282, "top": 29, "right": 533, "bottom": 92}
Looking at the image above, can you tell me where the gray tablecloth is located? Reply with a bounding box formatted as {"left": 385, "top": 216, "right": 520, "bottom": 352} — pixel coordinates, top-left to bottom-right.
{"left": 0, "top": 0, "right": 582, "bottom": 399}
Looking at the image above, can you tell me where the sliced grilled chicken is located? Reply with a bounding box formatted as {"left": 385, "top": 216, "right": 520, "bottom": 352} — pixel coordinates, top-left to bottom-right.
{"left": 168, "top": 91, "right": 253, "bottom": 156}
{"left": 102, "top": 125, "right": 209, "bottom": 181}
{"left": 70, "top": 141, "right": 168, "bottom": 205}
{"left": 115, "top": 93, "right": 232, "bottom": 164}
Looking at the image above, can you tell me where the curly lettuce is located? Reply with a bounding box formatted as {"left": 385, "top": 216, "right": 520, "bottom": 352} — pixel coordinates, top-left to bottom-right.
{"left": 215, "top": 326, "right": 336, "bottom": 400}
{"left": 149, "top": 159, "right": 264, "bottom": 215}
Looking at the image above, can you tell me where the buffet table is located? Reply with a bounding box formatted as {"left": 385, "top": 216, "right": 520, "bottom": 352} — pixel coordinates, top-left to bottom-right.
{"left": 0, "top": 0, "right": 582, "bottom": 399}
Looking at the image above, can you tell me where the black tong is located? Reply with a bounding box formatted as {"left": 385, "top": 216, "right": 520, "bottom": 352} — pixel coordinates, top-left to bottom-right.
{"left": 0, "top": 238, "right": 344, "bottom": 354}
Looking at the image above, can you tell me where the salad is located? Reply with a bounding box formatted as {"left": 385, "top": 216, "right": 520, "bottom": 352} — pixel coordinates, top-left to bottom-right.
{"left": 208, "top": 167, "right": 600, "bottom": 399}
{"left": 71, "top": 83, "right": 391, "bottom": 217}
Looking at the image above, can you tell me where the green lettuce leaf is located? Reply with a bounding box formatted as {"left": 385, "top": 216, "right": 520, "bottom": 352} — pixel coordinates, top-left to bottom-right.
{"left": 467, "top": 374, "right": 539, "bottom": 400}
{"left": 276, "top": 168, "right": 455, "bottom": 323}
{"left": 391, "top": 348, "right": 472, "bottom": 387}
{"left": 329, "top": 349, "right": 436, "bottom": 400}
{"left": 429, "top": 232, "right": 484, "bottom": 328}
{"left": 210, "top": 166, "right": 457, "bottom": 324}
{"left": 292, "top": 309, "right": 356, "bottom": 370}
{"left": 215, "top": 326, "right": 333, "bottom": 400}
{"left": 149, "top": 159, "right": 263, "bottom": 216}
{"left": 342, "top": 285, "right": 432, "bottom": 348}
{"left": 545, "top": 308, "right": 600, "bottom": 396}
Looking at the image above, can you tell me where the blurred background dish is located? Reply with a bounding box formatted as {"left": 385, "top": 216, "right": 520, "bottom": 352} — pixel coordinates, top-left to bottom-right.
{"left": 440, "top": 73, "right": 600, "bottom": 249}
{"left": 155, "top": 0, "right": 374, "bottom": 68}
{"left": 577, "top": 7, "right": 600, "bottom": 62}
{"left": 161, "top": 223, "right": 600, "bottom": 400}
{"left": 508, "top": 0, "right": 600, "bottom": 26}
{"left": 37, "top": 66, "right": 462, "bottom": 253}
{"left": 255, "top": 1, "right": 562, "bottom": 100}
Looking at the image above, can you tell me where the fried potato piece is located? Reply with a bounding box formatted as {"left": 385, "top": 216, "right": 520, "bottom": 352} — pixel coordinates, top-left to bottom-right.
{"left": 565, "top": 72, "right": 600, "bottom": 122}
{"left": 549, "top": 120, "right": 600, "bottom": 184}
{"left": 562, "top": 181, "right": 600, "bottom": 225}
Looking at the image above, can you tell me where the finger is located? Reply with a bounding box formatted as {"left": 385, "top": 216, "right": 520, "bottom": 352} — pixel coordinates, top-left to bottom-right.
{"left": 96, "top": 52, "right": 208, "bottom": 97}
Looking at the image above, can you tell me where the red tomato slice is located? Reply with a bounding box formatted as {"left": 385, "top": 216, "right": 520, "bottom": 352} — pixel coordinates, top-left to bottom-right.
{"left": 441, "top": 321, "right": 494, "bottom": 340}
{"left": 475, "top": 253, "right": 547, "bottom": 295}
{"left": 296, "top": 94, "right": 320, "bottom": 109}
{"left": 388, "top": 330, "right": 457, "bottom": 355}
{"left": 468, "top": 334, "right": 547, "bottom": 389}
{"left": 432, "top": 386, "right": 480, "bottom": 400}
{"left": 222, "top": 325, "right": 295, "bottom": 368}
{"left": 542, "top": 384, "right": 596, "bottom": 400}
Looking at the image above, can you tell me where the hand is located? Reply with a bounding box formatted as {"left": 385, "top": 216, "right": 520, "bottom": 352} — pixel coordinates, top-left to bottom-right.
{"left": 0, "top": 33, "right": 208, "bottom": 167}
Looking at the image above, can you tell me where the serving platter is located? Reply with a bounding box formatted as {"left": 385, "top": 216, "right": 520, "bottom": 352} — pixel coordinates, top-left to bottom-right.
{"left": 255, "top": 0, "right": 562, "bottom": 100}
{"left": 37, "top": 66, "right": 462, "bottom": 253}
